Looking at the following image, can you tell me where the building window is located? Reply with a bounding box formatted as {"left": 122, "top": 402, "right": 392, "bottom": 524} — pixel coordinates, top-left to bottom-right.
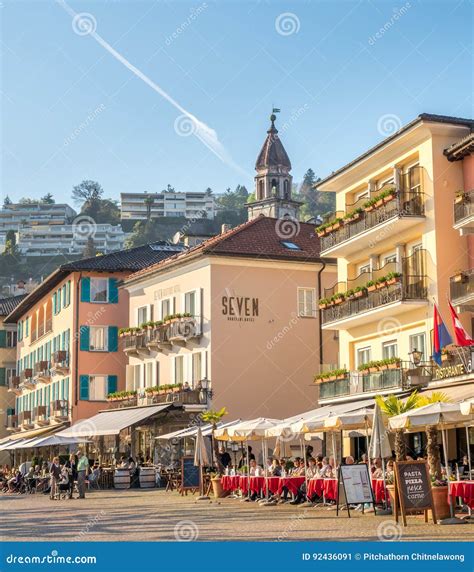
{"left": 89, "top": 375, "right": 107, "bottom": 401}
{"left": 192, "top": 352, "right": 202, "bottom": 387}
{"left": 145, "top": 362, "right": 154, "bottom": 388}
{"left": 358, "top": 264, "right": 370, "bottom": 275}
{"left": 161, "top": 297, "right": 174, "bottom": 319}
{"left": 137, "top": 306, "right": 148, "bottom": 326}
{"left": 174, "top": 356, "right": 184, "bottom": 384}
{"left": 357, "top": 347, "right": 371, "bottom": 367}
{"left": 6, "top": 331, "right": 17, "bottom": 348}
{"left": 382, "top": 341, "right": 398, "bottom": 359}
{"left": 184, "top": 291, "right": 196, "bottom": 315}
{"left": 90, "top": 278, "right": 109, "bottom": 303}
{"left": 298, "top": 288, "right": 316, "bottom": 318}
{"left": 6, "top": 368, "right": 16, "bottom": 385}
{"left": 384, "top": 254, "right": 397, "bottom": 265}
{"left": 409, "top": 333, "right": 426, "bottom": 361}
{"left": 89, "top": 326, "right": 108, "bottom": 351}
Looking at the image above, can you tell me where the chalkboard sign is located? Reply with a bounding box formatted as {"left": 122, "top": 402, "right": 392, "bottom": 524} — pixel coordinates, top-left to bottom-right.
{"left": 181, "top": 456, "right": 200, "bottom": 493}
{"left": 394, "top": 460, "right": 436, "bottom": 526}
{"left": 336, "top": 464, "right": 375, "bottom": 517}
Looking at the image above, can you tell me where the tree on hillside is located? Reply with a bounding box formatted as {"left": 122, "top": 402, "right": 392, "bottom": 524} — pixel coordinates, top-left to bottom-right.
{"left": 72, "top": 180, "right": 120, "bottom": 225}
{"left": 18, "top": 198, "right": 39, "bottom": 205}
{"left": 214, "top": 185, "right": 249, "bottom": 227}
{"left": 82, "top": 236, "right": 97, "bottom": 258}
{"left": 41, "top": 193, "right": 55, "bottom": 204}
{"left": 294, "top": 168, "right": 335, "bottom": 222}
{"left": 3, "top": 196, "right": 12, "bottom": 208}
{"left": 144, "top": 194, "right": 155, "bottom": 222}
{"left": 205, "top": 187, "right": 213, "bottom": 195}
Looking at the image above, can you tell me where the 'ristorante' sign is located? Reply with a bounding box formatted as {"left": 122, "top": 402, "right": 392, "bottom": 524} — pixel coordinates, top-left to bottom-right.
{"left": 221, "top": 296, "right": 259, "bottom": 322}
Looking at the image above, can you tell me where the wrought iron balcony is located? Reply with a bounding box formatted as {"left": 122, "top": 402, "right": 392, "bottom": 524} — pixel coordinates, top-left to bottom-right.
{"left": 19, "top": 369, "right": 34, "bottom": 389}
{"left": 145, "top": 326, "right": 171, "bottom": 350}
{"left": 34, "top": 361, "right": 51, "bottom": 382}
{"left": 19, "top": 410, "right": 33, "bottom": 428}
{"left": 450, "top": 269, "right": 474, "bottom": 311}
{"left": 8, "top": 376, "right": 21, "bottom": 395}
{"left": 6, "top": 414, "right": 18, "bottom": 430}
{"left": 122, "top": 333, "right": 149, "bottom": 355}
{"left": 167, "top": 317, "right": 201, "bottom": 343}
{"left": 453, "top": 190, "right": 474, "bottom": 233}
{"left": 50, "top": 399, "right": 69, "bottom": 421}
{"left": 51, "top": 350, "right": 69, "bottom": 375}
{"left": 33, "top": 405, "right": 49, "bottom": 426}
{"left": 320, "top": 172, "right": 425, "bottom": 257}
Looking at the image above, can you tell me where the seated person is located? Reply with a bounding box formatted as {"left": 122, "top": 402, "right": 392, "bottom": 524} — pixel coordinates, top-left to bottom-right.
{"left": 306, "top": 457, "right": 318, "bottom": 479}
{"left": 319, "top": 457, "right": 333, "bottom": 478}
{"left": 269, "top": 459, "right": 282, "bottom": 477}
{"left": 372, "top": 458, "right": 383, "bottom": 479}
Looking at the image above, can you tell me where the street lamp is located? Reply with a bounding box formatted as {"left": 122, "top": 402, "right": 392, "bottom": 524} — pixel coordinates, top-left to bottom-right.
{"left": 409, "top": 348, "right": 423, "bottom": 365}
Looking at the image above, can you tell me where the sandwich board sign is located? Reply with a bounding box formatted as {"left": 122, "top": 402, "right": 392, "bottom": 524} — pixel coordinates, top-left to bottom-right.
{"left": 336, "top": 463, "right": 375, "bottom": 517}
{"left": 181, "top": 456, "right": 200, "bottom": 495}
{"left": 393, "top": 460, "right": 437, "bottom": 526}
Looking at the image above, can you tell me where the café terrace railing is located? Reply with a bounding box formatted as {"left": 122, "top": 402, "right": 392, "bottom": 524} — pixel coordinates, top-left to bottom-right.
{"left": 320, "top": 168, "right": 425, "bottom": 252}
{"left": 453, "top": 190, "right": 474, "bottom": 225}
{"left": 321, "top": 252, "right": 428, "bottom": 325}
{"left": 123, "top": 317, "right": 201, "bottom": 353}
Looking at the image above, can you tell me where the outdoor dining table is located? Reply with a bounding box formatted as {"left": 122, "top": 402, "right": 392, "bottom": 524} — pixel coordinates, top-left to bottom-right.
{"left": 221, "top": 475, "right": 241, "bottom": 492}
{"left": 277, "top": 476, "right": 305, "bottom": 495}
{"left": 449, "top": 480, "right": 474, "bottom": 509}
{"left": 371, "top": 479, "right": 387, "bottom": 504}
{"left": 307, "top": 478, "right": 325, "bottom": 499}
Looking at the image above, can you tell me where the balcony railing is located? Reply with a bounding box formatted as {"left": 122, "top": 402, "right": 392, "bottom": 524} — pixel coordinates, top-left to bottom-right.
{"left": 6, "top": 414, "right": 18, "bottom": 430}
{"left": 8, "top": 376, "right": 21, "bottom": 395}
{"left": 150, "top": 388, "right": 207, "bottom": 406}
{"left": 19, "top": 369, "right": 34, "bottom": 388}
{"left": 320, "top": 187, "right": 425, "bottom": 252}
{"left": 33, "top": 405, "right": 49, "bottom": 425}
{"left": 321, "top": 276, "right": 427, "bottom": 325}
{"left": 123, "top": 334, "right": 149, "bottom": 354}
{"left": 167, "top": 318, "right": 201, "bottom": 342}
{"left": 318, "top": 368, "right": 408, "bottom": 400}
{"left": 453, "top": 190, "right": 474, "bottom": 225}
{"left": 19, "top": 411, "right": 33, "bottom": 427}
{"left": 51, "top": 400, "right": 69, "bottom": 420}
{"left": 34, "top": 361, "right": 51, "bottom": 381}
{"left": 450, "top": 269, "right": 474, "bottom": 307}
{"left": 31, "top": 319, "right": 53, "bottom": 344}
{"left": 51, "top": 350, "right": 70, "bottom": 375}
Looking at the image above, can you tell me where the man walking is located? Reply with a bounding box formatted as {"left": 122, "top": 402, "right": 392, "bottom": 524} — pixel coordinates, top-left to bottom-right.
{"left": 76, "top": 450, "right": 89, "bottom": 499}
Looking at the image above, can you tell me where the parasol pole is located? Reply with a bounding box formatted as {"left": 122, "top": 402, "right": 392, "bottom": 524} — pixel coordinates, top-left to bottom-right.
{"left": 302, "top": 436, "right": 308, "bottom": 504}
{"left": 466, "top": 425, "right": 472, "bottom": 479}
{"left": 440, "top": 426, "right": 467, "bottom": 525}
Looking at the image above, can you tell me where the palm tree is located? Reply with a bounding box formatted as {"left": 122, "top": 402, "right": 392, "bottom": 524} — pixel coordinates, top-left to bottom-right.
{"left": 375, "top": 392, "right": 420, "bottom": 461}
{"left": 144, "top": 195, "right": 155, "bottom": 222}
{"left": 416, "top": 392, "right": 450, "bottom": 479}
{"left": 201, "top": 407, "right": 228, "bottom": 473}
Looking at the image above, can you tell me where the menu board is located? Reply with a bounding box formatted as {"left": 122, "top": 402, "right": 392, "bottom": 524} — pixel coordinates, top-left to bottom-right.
{"left": 339, "top": 464, "right": 374, "bottom": 505}
{"left": 394, "top": 460, "right": 436, "bottom": 525}
{"left": 181, "top": 457, "right": 200, "bottom": 492}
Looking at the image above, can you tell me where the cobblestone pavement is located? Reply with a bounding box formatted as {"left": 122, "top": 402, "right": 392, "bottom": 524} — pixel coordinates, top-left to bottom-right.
{"left": 1, "top": 489, "right": 473, "bottom": 542}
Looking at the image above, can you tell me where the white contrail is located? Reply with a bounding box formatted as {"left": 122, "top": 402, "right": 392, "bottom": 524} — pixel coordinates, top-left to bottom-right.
{"left": 56, "top": 0, "right": 247, "bottom": 175}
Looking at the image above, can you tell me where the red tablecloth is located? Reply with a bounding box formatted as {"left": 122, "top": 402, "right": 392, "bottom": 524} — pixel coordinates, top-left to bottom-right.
{"left": 249, "top": 476, "right": 265, "bottom": 494}
{"left": 278, "top": 476, "right": 305, "bottom": 495}
{"left": 221, "top": 475, "right": 240, "bottom": 492}
{"left": 307, "top": 478, "right": 325, "bottom": 499}
{"left": 323, "top": 479, "right": 338, "bottom": 500}
{"left": 371, "top": 479, "right": 387, "bottom": 503}
{"left": 449, "top": 480, "right": 474, "bottom": 509}
{"left": 239, "top": 475, "right": 249, "bottom": 494}
{"left": 264, "top": 476, "right": 281, "bottom": 495}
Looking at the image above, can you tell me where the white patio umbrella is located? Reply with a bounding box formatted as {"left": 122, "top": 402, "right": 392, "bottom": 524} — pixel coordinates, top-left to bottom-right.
{"left": 389, "top": 401, "right": 474, "bottom": 525}
{"left": 368, "top": 403, "right": 392, "bottom": 513}
{"left": 194, "top": 426, "right": 210, "bottom": 500}
{"left": 215, "top": 418, "right": 282, "bottom": 504}
{"left": 15, "top": 435, "right": 92, "bottom": 448}
{"left": 460, "top": 399, "right": 474, "bottom": 416}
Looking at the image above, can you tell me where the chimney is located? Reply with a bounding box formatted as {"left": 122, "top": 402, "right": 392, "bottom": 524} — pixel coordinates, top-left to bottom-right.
{"left": 221, "top": 224, "right": 232, "bottom": 234}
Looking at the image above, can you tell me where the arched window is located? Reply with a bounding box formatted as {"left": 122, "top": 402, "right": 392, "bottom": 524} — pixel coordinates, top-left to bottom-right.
{"left": 283, "top": 180, "right": 290, "bottom": 199}
{"left": 258, "top": 179, "right": 264, "bottom": 200}
{"left": 271, "top": 179, "right": 278, "bottom": 196}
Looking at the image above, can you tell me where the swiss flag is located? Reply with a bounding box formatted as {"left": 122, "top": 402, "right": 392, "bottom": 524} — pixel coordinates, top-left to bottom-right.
{"left": 448, "top": 300, "right": 474, "bottom": 346}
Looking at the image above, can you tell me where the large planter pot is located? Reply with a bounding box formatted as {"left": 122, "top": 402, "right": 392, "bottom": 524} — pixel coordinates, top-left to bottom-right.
{"left": 431, "top": 485, "right": 451, "bottom": 520}
{"left": 211, "top": 477, "right": 225, "bottom": 498}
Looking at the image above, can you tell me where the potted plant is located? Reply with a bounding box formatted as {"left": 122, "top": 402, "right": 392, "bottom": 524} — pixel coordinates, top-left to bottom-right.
{"left": 452, "top": 270, "right": 467, "bottom": 283}
{"left": 375, "top": 275, "right": 387, "bottom": 289}
{"left": 354, "top": 285, "right": 367, "bottom": 298}
{"left": 382, "top": 186, "right": 397, "bottom": 203}
{"left": 119, "top": 327, "right": 131, "bottom": 338}
{"left": 201, "top": 407, "right": 228, "bottom": 491}
{"left": 318, "top": 297, "right": 330, "bottom": 310}
{"left": 363, "top": 198, "right": 376, "bottom": 212}
{"left": 335, "top": 368, "right": 348, "bottom": 380}
{"left": 344, "top": 208, "right": 363, "bottom": 223}
{"left": 386, "top": 271, "right": 401, "bottom": 285}
{"left": 374, "top": 193, "right": 385, "bottom": 208}
{"left": 375, "top": 392, "right": 420, "bottom": 461}
{"left": 366, "top": 280, "right": 377, "bottom": 292}
{"left": 368, "top": 360, "right": 379, "bottom": 373}
{"left": 331, "top": 217, "right": 343, "bottom": 231}
{"left": 386, "top": 357, "right": 401, "bottom": 369}
{"left": 441, "top": 348, "right": 451, "bottom": 363}
{"left": 332, "top": 292, "right": 345, "bottom": 305}
{"left": 358, "top": 363, "right": 370, "bottom": 375}
{"left": 345, "top": 289, "right": 355, "bottom": 301}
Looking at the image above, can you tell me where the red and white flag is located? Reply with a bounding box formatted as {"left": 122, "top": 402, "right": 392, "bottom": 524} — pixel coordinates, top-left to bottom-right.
{"left": 448, "top": 300, "right": 474, "bottom": 346}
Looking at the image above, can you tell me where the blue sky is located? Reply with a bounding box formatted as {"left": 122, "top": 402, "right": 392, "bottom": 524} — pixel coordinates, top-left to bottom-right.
{"left": 2, "top": 0, "right": 472, "bottom": 204}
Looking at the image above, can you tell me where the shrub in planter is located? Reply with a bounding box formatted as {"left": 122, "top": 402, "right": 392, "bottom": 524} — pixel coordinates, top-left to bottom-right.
{"left": 366, "top": 280, "right": 377, "bottom": 292}
{"left": 354, "top": 286, "right": 367, "bottom": 298}
{"left": 386, "top": 271, "right": 401, "bottom": 285}
{"left": 331, "top": 292, "right": 345, "bottom": 305}
{"left": 318, "top": 297, "right": 330, "bottom": 309}
{"left": 375, "top": 275, "right": 388, "bottom": 289}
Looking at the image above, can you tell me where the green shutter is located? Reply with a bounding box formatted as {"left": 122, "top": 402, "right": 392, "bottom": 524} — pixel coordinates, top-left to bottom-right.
{"left": 107, "top": 375, "right": 118, "bottom": 395}
{"left": 79, "top": 326, "right": 90, "bottom": 351}
{"left": 81, "top": 277, "right": 91, "bottom": 302}
{"left": 79, "top": 375, "right": 89, "bottom": 400}
{"left": 53, "top": 292, "right": 57, "bottom": 314}
{"left": 0, "top": 330, "right": 6, "bottom": 348}
{"left": 108, "top": 278, "right": 118, "bottom": 303}
{"left": 108, "top": 326, "right": 118, "bottom": 352}
{"left": 0, "top": 368, "right": 5, "bottom": 387}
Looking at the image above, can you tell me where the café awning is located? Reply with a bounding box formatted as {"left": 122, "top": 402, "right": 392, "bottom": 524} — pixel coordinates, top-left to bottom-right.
{"left": 155, "top": 419, "right": 242, "bottom": 441}
{"left": 57, "top": 404, "right": 173, "bottom": 438}
{"left": 0, "top": 425, "right": 68, "bottom": 451}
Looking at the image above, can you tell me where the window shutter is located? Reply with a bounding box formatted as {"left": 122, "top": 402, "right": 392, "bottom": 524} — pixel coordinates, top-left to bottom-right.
{"left": 81, "top": 277, "right": 91, "bottom": 302}
{"left": 108, "top": 326, "right": 118, "bottom": 352}
{"left": 52, "top": 293, "right": 57, "bottom": 314}
{"left": 0, "top": 368, "right": 5, "bottom": 386}
{"left": 298, "top": 290, "right": 305, "bottom": 316}
{"left": 126, "top": 365, "right": 134, "bottom": 391}
{"left": 108, "top": 278, "right": 118, "bottom": 303}
{"left": 0, "top": 330, "right": 6, "bottom": 348}
{"left": 79, "top": 326, "right": 90, "bottom": 351}
{"left": 79, "top": 375, "right": 89, "bottom": 400}
{"left": 107, "top": 375, "right": 118, "bottom": 395}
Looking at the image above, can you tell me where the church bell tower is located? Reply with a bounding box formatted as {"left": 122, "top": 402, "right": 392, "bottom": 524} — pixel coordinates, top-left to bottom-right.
{"left": 246, "top": 111, "right": 302, "bottom": 221}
